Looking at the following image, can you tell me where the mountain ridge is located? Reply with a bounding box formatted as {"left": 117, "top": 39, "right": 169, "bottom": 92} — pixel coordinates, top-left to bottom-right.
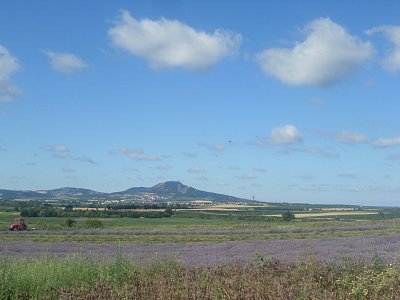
{"left": 0, "top": 181, "right": 249, "bottom": 203}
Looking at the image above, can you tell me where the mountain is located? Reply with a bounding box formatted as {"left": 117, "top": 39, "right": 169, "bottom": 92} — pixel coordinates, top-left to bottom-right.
{"left": 0, "top": 181, "right": 248, "bottom": 203}
{"left": 113, "top": 181, "right": 247, "bottom": 202}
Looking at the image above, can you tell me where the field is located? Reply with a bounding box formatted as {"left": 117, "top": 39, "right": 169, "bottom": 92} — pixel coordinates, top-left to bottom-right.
{"left": 2, "top": 203, "right": 400, "bottom": 299}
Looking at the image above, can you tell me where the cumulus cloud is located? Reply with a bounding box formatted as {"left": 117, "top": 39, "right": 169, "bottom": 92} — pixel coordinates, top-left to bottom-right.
{"left": 187, "top": 167, "right": 206, "bottom": 174}
{"left": 256, "top": 18, "right": 373, "bottom": 87}
{"left": 108, "top": 10, "right": 242, "bottom": 70}
{"left": 42, "top": 145, "right": 70, "bottom": 153}
{"left": 336, "top": 131, "right": 369, "bottom": 144}
{"left": 373, "top": 136, "right": 400, "bottom": 148}
{"left": 46, "top": 51, "right": 87, "bottom": 73}
{"left": 366, "top": 25, "right": 400, "bottom": 72}
{"left": 257, "top": 125, "right": 303, "bottom": 146}
{"left": 118, "top": 147, "right": 160, "bottom": 161}
{"left": 0, "top": 45, "right": 21, "bottom": 101}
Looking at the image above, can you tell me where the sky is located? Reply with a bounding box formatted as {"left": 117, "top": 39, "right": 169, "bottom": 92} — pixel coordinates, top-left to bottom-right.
{"left": 1, "top": 1, "right": 400, "bottom": 206}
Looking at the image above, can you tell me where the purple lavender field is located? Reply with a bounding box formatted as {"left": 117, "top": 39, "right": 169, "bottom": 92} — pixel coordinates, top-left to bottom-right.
{"left": 2, "top": 234, "right": 400, "bottom": 266}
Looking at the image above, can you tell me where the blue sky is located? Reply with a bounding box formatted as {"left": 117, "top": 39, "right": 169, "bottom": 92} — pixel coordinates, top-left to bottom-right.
{"left": 1, "top": 1, "right": 400, "bottom": 206}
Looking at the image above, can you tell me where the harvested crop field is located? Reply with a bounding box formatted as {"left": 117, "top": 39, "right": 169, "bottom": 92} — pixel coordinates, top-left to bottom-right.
{"left": 2, "top": 234, "right": 400, "bottom": 266}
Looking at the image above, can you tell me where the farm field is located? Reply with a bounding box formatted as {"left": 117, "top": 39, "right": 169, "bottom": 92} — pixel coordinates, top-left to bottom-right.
{"left": 2, "top": 204, "right": 400, "bottom": 299}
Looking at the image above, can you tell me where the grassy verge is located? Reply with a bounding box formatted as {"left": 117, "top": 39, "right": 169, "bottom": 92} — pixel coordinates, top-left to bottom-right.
{"left": 1, "top": 252, "right": 400, "bottom": 299}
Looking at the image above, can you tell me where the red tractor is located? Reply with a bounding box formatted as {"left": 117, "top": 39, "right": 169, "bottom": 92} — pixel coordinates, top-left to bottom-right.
{"left": 9, "top": 218, "right": 28, "bottom": 231}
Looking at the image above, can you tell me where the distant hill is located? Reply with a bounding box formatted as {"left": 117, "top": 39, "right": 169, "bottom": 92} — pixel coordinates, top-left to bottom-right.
{"left": 0, "top": 181, "right": 249, "bottom": 203}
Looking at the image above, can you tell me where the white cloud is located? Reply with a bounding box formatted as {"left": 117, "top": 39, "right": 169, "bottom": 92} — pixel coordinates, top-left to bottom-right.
{"left": 366, "top": 26, "right": 400, "bottom": 72}
{"left": 46, "top": 51, "right": 87, "bottom": 73}
{"left": 256, "top": 18, "right": 373, "bottom": 87}
{"left": 42, "top": 145, "right": 70, "bottom": 153}
{"left": 302, "top": 147, "right": 339, "bottom": 159}
{"left": 257, "top": 124, "right": 303, "bottom": 146}
{"left": 373, "top": 136, "right": 400, "bottom": 148}
{"left": 108, "top": 10, "right": 242, "bottom": 70}
{"left": 119, "top": 147, "right": 160, "bottom": 161}
{"left": 0, "top": 45, "right": 21, "bottom": 100}
{"left": 0, "top": 95, "right": 13, "bottom": 103}
{"left": 336, "top": 131, "right": 368, "bottom": 144}
{"left": 187, "top": 167, "right": 206, "bottom": 174}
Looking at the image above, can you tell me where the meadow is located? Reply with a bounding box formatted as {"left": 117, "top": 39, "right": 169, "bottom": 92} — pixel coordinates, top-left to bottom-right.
{"left": 2, "top": 204, "right": 400, "bottom": 299}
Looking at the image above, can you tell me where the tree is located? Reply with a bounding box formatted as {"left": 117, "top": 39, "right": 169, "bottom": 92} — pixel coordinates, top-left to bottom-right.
{"left": 282, "top": 211, "right": 295, "bottom": 221}
{"left": 65, "top": 218, "right": 76, "bottom": 228}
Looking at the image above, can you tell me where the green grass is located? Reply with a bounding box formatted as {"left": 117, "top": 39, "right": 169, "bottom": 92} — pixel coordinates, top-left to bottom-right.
{"left": 1, "top": 252, "right": 400, "bottom": 299}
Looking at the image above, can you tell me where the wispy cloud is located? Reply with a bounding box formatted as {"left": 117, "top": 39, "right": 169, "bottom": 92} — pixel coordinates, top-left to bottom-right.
{"left": 366, "top": 25, "right": 400, "bottom": 72}
{"left": 182, "top": 152, "right": 197, "bottom": 158}
{"left": 237, "top": 174, "right": 257, "bottom": 180}
{"left": 108, "top": 10, "right": 242, "bottom": 70}
{"left": 199, "top": 142, "right": 226, "bottom": 152}
{"left": 336, "top": 131, "right": 369, "bottom": 144}
{"left": 118, "top": 147, "right": 160, "bottom": 161}
{"left": 253, "top": 168, "right": 267, "bottom": 173}
{"left": 0, "top": 45, "right": 21, "bottom": 101}
{"left": 157, "top": 164, "right": 172, "bottom": 170}
{"left": 337, "top": 173, "right": 356, "bottom": 179}
{"left": 227, "top": 166, "right": 241, "bottom": 171}
{"left": 73, "top": 155, "right": 96, "bottom": 164}
{"left": 42, "top": 145, "right": 96, "bottom": 164}
{"left": 280, "top": 146, "right": 339, "bottom": 159}
{"left": 45, "top": 51, "right": 88, "bottom": 73}
{"left": 296, "top": 174, "right": 314, "bottom": 180}
{"left": 195, "top": 176, "right": 210, "bottom": 181}
{"left": 187, "top": 167, "right": 206, "bottom": 174}
{"left": 62, "top": 166, "right": 75, "bottom": 173}
{"left": 373, "top": 136, "right": 400, "bottom": 148}
{"left": 306, "top": 98, "right": 325, "bottom": 107}
{"left": 256, "top": 18, "right": 373, "bottom": 87}
{"left": 42, "top": 145, "right": 70, "bottom": 153}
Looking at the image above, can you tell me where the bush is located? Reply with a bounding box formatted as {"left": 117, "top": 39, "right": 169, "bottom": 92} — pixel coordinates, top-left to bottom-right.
{"left": 282, "top": 211, "right": 295, "bottom": 221}
{"left": 85, "top": 219, "right": 104, "bottom": 229}
{"left": 65, "top": 218, "right": 76, "bottom": 228}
